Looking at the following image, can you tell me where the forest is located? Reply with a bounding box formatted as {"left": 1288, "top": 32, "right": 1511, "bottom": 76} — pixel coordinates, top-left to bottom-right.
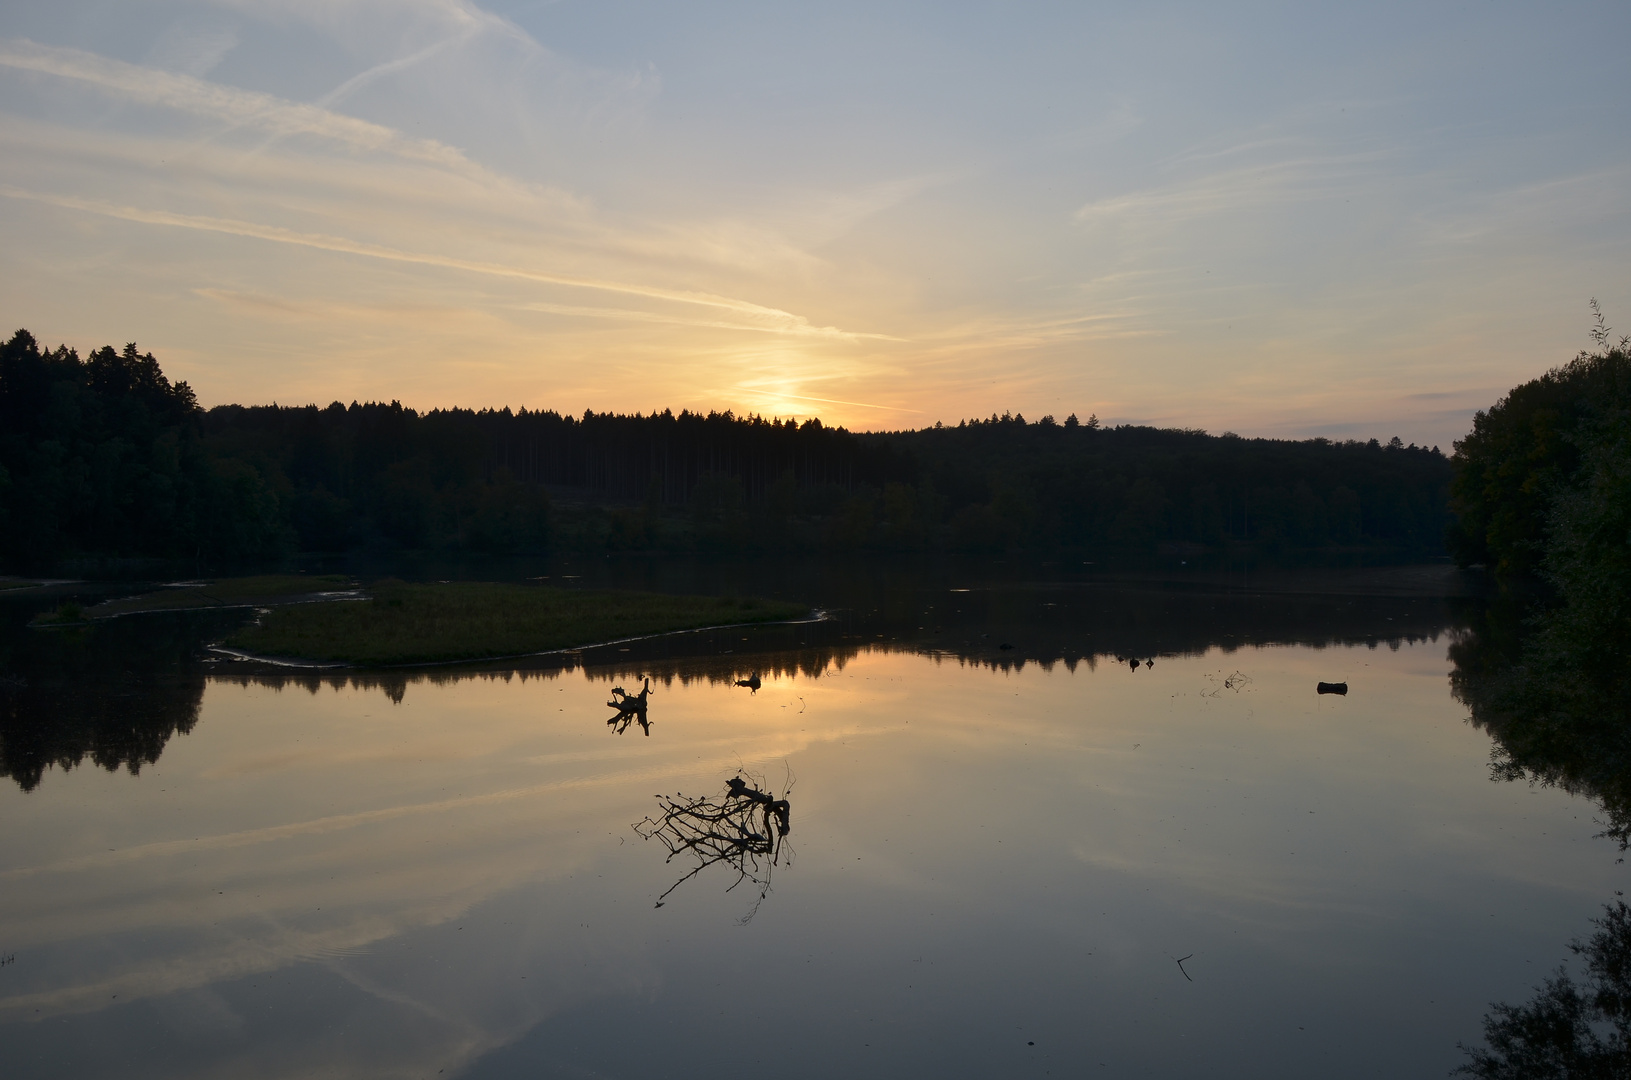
{"left": 0, "top": 326, "right": 1451, "bottom": 568}
{"left": 1448, "top": 325, "right": 1631, "bottom": 1076}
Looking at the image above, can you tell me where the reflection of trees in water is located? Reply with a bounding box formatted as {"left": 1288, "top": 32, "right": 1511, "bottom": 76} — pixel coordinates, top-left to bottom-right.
{"left": 211, "top": 645, "right": 862, "bottom": 704}
{"left": 1450, "top": 594, "right": 1631, "bottom": 849}
{"left": 0, "top": 578, "right": 1462, "bottom": 786}
{"left": 1457, "top": 901, "right": 1631, "bottom": 1078}
{"left": 0, "top": 611, "right": 231, "bottom": 792}
{"left": 1451, "top": 579, "right": 1631, "bottom": 1071}
{"left": 634, "top": 770, "right": 793, "bottom": 923}
{"left": 212, "top": 608, "right": 1455, "bottom": 711}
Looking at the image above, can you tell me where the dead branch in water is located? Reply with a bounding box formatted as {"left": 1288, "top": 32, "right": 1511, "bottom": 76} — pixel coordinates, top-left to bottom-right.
{"left": 634, "top": 768, "right": 794, "bottom": 923}
{"left": 607, "top": 677, "right": 653, "bottom": 735}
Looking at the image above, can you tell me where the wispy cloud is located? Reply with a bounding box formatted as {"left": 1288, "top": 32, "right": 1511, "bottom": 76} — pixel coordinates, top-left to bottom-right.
{"left": 734, "top": 387, "right": 922, "bottom": 413}
{"left": 0, "top": 37, "right": 476, "bottom": 168}
{"left": 2, "top": 185, "right": 887, "bottom": 341}
{"left": 519, "top": 301, "right": 898, "bottom": 340}
{"left": 1073, "top": 149, "right": 1392, "bottom": 227}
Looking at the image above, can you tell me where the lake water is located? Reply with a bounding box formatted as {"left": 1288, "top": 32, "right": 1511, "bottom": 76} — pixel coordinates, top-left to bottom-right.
{"left": 0, "top": 565, "right": 1623, "bottom": 1078}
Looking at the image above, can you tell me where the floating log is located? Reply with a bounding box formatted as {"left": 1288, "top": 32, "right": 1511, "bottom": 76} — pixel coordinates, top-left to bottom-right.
{"left": 1316, "top": 681, "right": 1348, "bottom": 695}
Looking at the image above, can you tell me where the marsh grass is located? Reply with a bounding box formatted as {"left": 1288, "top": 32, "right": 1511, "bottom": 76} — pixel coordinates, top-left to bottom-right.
{"left": 88, "top": 575, "right": 356, "bottom": 617}
{"left": 30, "top": 601, "right": 84, "bottom": 626}
{"left": 224, "top": 580, "right": 809, "bottom": 665}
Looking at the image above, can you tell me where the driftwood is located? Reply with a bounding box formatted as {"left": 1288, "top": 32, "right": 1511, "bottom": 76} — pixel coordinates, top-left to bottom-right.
{"left": 725, "top": 776, "right": 792, "bottom": 835}
{"left": 607, "top": 677, "right": 653, "bottom": 735}
{"left": 634, "top": 770, "right": 793, "bottom": 922}
{"left": 1316, "top": 681, "right": 1349, "bottom": 696}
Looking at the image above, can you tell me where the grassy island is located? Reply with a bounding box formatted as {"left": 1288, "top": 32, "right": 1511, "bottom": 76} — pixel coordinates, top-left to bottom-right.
{"left": 223, "top": 580, "right": 809, "bottom": 665}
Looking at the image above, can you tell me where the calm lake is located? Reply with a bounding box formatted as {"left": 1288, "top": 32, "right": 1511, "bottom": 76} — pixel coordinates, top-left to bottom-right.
{"left": 1, "top": 562, "right": 1622, "bottom": 1078}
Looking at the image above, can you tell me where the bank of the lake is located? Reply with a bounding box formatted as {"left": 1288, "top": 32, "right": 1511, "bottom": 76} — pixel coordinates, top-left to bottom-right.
{"left": 223, "top": 580, "right": 810, "bottom": 665}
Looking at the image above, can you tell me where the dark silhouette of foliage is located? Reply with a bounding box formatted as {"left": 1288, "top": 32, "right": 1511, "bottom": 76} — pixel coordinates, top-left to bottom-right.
{"left": 1448, "top": 315, "right": 1631, "bottom": 1071}
{"left": 5, "top": 325, "right": 1455, "bottom": 566}
{"left": 200, "top": 401, "right": 877, "bottom": 553}
{"left": 0, "top": 329, "right": 289, "bottom": 566}
{"left": 0, "top": 608, "right": 236, "bottom": 791}
{"left": 203, "top": 399, "right": 1449, "bottom": 557}
{"left": 1457, "top": 902, "right": 1631, "bottom": 1078}
{"left": 1449, "top": 312, "right": 1631, "bottom": 845}
{"left": 1448, "top": 306, "right": 1631, "bottom": 577}
{"left": 1451, "top": 592, "right": 1631, "bottom": 850}
{"left": 874, "top": 416, "right": 1448, "bottom": 555}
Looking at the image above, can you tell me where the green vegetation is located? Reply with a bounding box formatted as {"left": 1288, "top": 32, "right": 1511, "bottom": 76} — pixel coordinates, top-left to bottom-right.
{"left": 207, "top": 398, "right": 1448, "bottom": 557}
{"left": 868, "top": 419, "right": 1447, "bottom": 555}
{"left": 1448, "top": 312, "right": 1631, "bottom": 833}
{"left": 1450, "top": 306, "right": 1631, "bottom": 578}
{"left": 85, "top": 575, "right": 354, "bottom": 618}
{"left": 0, "top": 330, "right": 289, "bottom": 567}
{"left": 31, "top": 601, "right": 84, "bottom": 626}
{"left": 3, "top": 326, "right": 1453, "bottom": 569}
{"left": 1447, "top": 311, "right": 1631, "bottom": 761}
{"left": 1456, "top": 901, "right": 1631, "bottom": 1079}
{"left": 1450, "top": 307, "right": 1631, "bottom": 1076}
{"left": 224, "top": 581, "right": 808, "bottom": 665}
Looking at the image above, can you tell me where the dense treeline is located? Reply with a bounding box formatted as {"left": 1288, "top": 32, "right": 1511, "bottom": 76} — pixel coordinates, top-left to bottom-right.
{"left": 1448, "top": 317, "right": 1631, "bottom": 1075}
{"left": 200, "top": 400, "right": 900, "bottom": 554}
{"left": 201, "top": 400, "right": 1449, "bottom": 556}
{"left": 0, "top": 330, "right": 287, "bottom": 565}
{"left": 873, "top": 416, "right": 1448, "bottom": 554}
{"left": 1450, "top": 325, "right": 1631, "bottom": 578}
{"left": 1444, "top": 330, "right": 1631, "bottom": 825}
{"left": 1, "top": 327, "right": 1453, "bottom": 567}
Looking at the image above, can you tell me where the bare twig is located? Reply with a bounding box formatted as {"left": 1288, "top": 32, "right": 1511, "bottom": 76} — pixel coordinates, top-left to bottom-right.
{"left": 634, "top": 768, "right": 795, "bottom": 922}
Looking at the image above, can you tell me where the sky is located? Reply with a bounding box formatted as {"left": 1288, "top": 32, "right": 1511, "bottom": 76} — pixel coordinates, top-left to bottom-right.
{"left": 0, "top": 1, "right": 1627, "bottom": 446}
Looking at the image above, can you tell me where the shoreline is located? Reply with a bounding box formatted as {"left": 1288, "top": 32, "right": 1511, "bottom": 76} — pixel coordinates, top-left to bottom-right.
{"left": 205, "top": 610, "right": 830, "bottom": 671}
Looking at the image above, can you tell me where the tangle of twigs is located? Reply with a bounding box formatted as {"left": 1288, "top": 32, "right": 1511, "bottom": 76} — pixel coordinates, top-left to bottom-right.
{"left": 634, "top": 768, "right": 794, "bottom": 923}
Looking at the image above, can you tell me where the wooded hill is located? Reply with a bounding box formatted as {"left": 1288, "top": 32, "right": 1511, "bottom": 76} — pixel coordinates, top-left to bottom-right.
{"left": 0, "top": 327, "right": 1450, "bottom": 566}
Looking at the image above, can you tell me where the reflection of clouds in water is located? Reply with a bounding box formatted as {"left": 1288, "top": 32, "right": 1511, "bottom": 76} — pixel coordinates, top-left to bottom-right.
{"left": 0, "top": 665, "right": 863, "bottom": 1032}
{"left": 150, "top": 986, "right": 244, "bottom": 1039}
{"left": 0, "top": 631, "right": 1597, "bottom": 1078}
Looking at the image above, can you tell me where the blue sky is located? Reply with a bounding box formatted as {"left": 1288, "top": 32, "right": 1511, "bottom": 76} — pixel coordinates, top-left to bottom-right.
{"left": 1, "top": 0, "right": 1627, "bottom": 446}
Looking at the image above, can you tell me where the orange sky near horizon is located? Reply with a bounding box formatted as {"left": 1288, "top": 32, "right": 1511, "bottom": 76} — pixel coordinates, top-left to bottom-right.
{"left": 2, "top": 2, "right": 1628, "bottom": 449}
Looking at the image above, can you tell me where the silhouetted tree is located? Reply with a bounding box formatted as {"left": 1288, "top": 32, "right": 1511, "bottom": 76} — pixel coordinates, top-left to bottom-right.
{"left": 1449, "top": 307, "right": 1631, "bottom": 577}
{"left": 0, "top": 329, "right": 289, "bottom": 566}
{"left": 1457, "top": 902, "right": 1631, "bottom": 1078}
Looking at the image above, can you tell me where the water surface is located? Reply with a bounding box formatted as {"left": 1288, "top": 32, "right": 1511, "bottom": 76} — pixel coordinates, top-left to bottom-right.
{"left": 0, "top": 570, "right": 1620, "bottom": 1077}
